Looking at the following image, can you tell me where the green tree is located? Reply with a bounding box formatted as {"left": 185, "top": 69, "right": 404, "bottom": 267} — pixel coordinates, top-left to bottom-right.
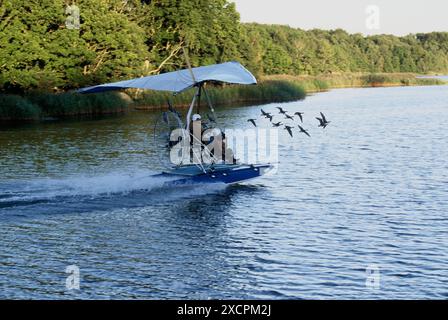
{"left": 1, "top": 0, "right": 448, "bottom": 93}
{"left": 0, "top": 0, "right": 149, "bottom": 91}
{"left": 145, "top": 0, "right": 242, "bottom": 71}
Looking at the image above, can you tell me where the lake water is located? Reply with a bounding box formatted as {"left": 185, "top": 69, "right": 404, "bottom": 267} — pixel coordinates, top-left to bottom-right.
{"left": 1, "top": 85, "right": 447, "bottom": 299}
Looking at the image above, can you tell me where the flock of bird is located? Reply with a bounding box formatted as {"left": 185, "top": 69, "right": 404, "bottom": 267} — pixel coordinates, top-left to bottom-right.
{"left": 247, "top": 106, "right": 331, "bottom": 138}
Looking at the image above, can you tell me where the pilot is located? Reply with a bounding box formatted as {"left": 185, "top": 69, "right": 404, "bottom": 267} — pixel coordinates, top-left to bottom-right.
{"left": 190, "top": 114, "right": 237, "bottom": 164}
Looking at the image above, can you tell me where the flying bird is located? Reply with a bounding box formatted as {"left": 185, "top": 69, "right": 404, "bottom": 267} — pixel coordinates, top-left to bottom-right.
{"left": 316, "top": 112, "right": 331, "bottom": 128}
{"left": 285, "top": 113, "right": 294, "bottom": 121}
{"left": 277, "top": 106, "right": 287, "bottom": 114}
{"left": 266, "top": 114, "right": 273, "bottom": 122}
{"left": 261, "top": 109, "right": 271, "bottom": 117}
{"left": 247, "top": 119, "right": 257, "bottom": 127}
{"left": 316, "top": 117, "right": 326, "bottom": 128}
{"left": 294, "top": 112, "right": 304, "bottom": 123}
{"left": 272, "top": 121, "right": 283, "bottom": 127}
{"left": 284, "top": 125, "right": 294, "bottom": 137}
{"left": 298, "top": 125, "right": 311, "bottom": 137}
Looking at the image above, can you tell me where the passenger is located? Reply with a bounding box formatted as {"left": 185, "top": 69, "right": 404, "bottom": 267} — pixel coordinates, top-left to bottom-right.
{"left": 189, "top": 114, "right": 237, "bottom": 164}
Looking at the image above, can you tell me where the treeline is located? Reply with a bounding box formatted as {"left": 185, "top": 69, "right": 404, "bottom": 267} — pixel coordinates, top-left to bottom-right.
{"left": 1, "top": 0, "right": 448, "bottom": 93}
{"left": 243, "top": 25, "right": 448, "bottom": 76}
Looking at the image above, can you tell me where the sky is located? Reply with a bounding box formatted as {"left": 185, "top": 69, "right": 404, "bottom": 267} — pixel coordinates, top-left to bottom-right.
{"left": 232, "top": 0, "right": 448, "bottom": 36}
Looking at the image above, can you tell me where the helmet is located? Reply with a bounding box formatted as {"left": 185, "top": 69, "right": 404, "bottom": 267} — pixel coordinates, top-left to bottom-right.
{"left": 192, "top": 114, "right": 202, "bottom": 121}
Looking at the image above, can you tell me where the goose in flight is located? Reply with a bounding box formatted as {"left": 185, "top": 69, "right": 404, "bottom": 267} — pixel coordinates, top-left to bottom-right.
{"left": 284, "top": 125, "right": 294, "bottom": 137}
{"left": 294, "top": 112, "right": 304, "bottom": 123}
{"left": 247, "top": 119, "right": 257, "bottom": 127}
{"left": 316, "top": 112, "right": 331, "bottom": 128}
{"left": 277, "top": 106, "right": 287, "bottom": 114}
{"left": 298, "top": 125, "right": 311, "bottom": 137}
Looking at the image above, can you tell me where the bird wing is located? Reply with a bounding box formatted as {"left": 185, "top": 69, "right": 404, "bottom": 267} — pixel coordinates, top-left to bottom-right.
{"left": 320, "top": 112, "right": 327, "bottom": 122}
{"left": 298, "top": 125, "right": 310, "bottom": 136}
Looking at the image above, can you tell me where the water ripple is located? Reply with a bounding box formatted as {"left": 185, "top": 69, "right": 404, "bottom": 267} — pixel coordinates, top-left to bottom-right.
{"left": 1, "top": 86, "right": 447, "bottom": 299}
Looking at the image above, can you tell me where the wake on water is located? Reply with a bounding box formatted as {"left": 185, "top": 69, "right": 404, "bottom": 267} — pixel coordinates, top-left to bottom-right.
{"left": 0, "top": 169, "right": 228, "bottom": 211}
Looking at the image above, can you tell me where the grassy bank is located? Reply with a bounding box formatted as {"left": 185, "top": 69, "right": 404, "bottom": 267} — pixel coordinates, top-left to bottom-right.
{"left": 133, "top": 80, "right": 306, "bottom": 110}
{"left": 133, "top": 72, "right": 445, "bottom": 110}
{"left": 0, "top": 73, "right": 445, "bottom": 122}
{"left": 0, "top": 80, "right": 306, "bottom": 121}
{"left": 263, "top": 73, "right": 446, "bottom": 92}
{"left": 0, "top": 92, "right": 131, "bottom": 121}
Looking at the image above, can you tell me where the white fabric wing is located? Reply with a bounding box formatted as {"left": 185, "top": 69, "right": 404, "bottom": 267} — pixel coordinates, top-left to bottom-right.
{"left": 78, "top": 61, "right": 257, "bottom": 94}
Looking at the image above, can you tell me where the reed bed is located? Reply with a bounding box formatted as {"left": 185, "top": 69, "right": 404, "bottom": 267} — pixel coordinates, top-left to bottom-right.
{"left": 0, "top": 92, "right": 130, "bottom": 121}
{"left": 0, "top": 74, "right": 444, "bottom": 121}
{"left": 132, "top": 80, "right": 306, "bottom": 109}
{"left": 264, "top": 73, "right": 445, "bottom": 92}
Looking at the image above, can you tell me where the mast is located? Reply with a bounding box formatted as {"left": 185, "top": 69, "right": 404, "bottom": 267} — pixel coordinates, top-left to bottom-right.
{"left": 196, "top": 84, "right": 202, "bottom": 114}
{"left": 183, "top": 47, "right": 196, "bottom": 84}
{"left": 182, "top": 47, "right": 202, "bottom": 131}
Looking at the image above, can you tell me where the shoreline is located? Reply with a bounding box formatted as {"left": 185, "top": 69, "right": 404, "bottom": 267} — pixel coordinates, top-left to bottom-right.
{"left": 262, "top": 72, "right": 446, "bottom": 93}
{"left": 305, "top": 82, "right": 446, "bottom": 93}
{"left": 0, "top": 73, "right": 446, "bottom": 122}
{"left": 134, "top": 73, "right": 447, "bottom": 110}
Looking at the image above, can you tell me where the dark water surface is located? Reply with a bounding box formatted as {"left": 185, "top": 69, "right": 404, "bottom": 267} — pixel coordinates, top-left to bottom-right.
{"left": 1, "top": 86, "right": 447, "bottom": 299}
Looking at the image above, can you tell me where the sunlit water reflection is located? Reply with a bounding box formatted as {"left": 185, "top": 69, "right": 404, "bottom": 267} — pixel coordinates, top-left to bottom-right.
{"left": 1, "top": 85, "right": 447, "bottom": 299}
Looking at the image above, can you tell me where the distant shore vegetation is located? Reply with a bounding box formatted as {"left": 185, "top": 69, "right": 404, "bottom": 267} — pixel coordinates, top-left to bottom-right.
{"left": 0, "top": 0, "right": 447, "bottom": 121}
{"left": 1, "top": 74, "right": 445, "bottom": 121}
